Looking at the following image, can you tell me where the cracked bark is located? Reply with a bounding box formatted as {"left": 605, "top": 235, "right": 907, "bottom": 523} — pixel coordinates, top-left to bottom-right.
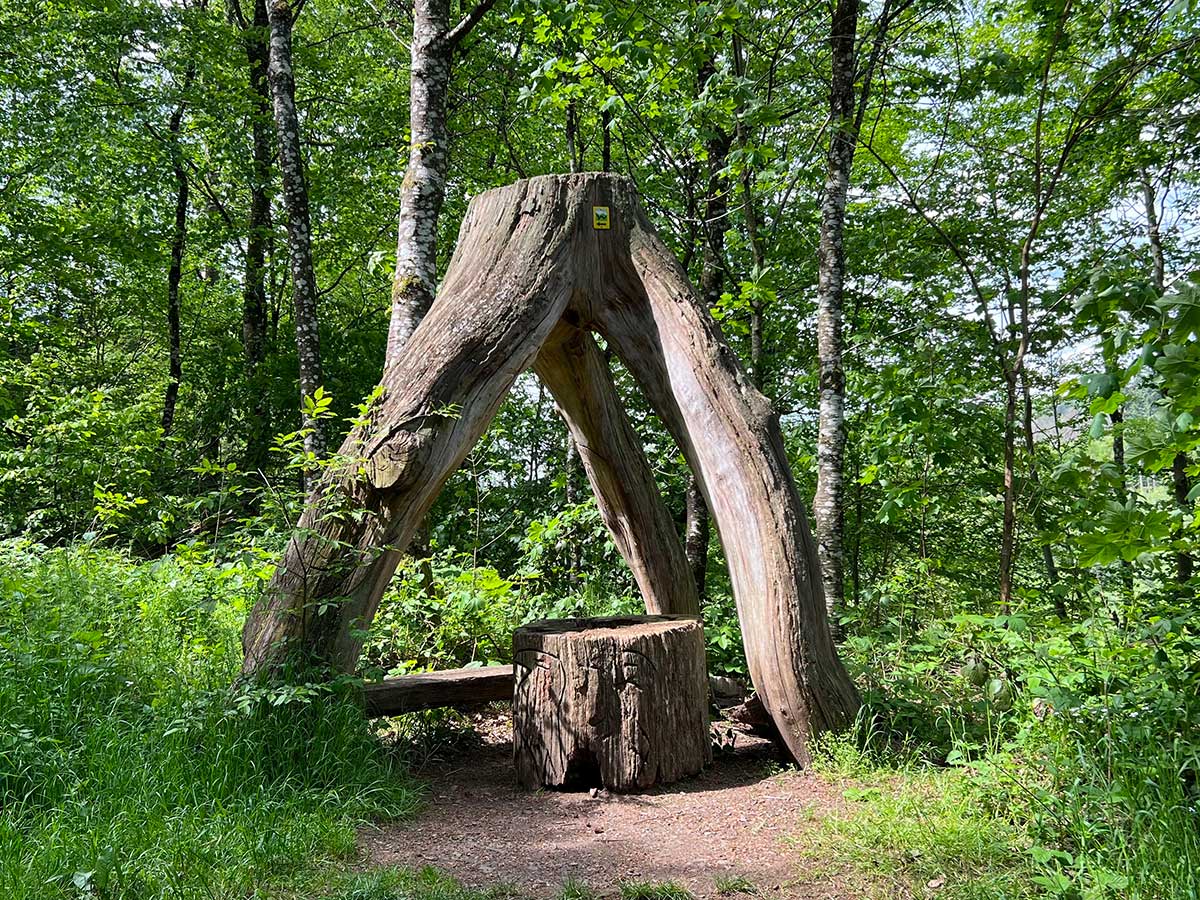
{"left": 267, "top": 0, "right": 326, "bottom": 460}
{"left": 513, "top": 616, "right": 710, "bottom": 791}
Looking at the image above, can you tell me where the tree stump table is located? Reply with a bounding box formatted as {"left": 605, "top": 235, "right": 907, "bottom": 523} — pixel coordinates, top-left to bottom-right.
{"left": 513, "top": 615, "right": 711, "bottom": 791}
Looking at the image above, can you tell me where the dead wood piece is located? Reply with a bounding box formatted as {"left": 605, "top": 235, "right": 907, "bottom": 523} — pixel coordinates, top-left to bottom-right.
{"left": 240, "top": 172, "right": 859, "bottom": 767}
{"left": 363, "top": 665, "right": 513, "bottom": 716}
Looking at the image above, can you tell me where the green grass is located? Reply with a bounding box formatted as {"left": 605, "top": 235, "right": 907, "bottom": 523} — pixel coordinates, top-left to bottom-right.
{"left": 618, "top": 880, "right": 695, "bottom": 900}
{"left": 0, "top": 541, "right": 418, "bottom": 899}
{"left": 318, "top": 866, "right": 519, "bottom": 900}
{"left": 559, "top": 876, "right": 600, "bottom": 900}
{"left": 712, "top": 874, "right": 757, "bottom": 895}
{"left": 797, "top": 720, "right": 1200, "bottom": 900}
{"left": 793, "top": 734, "right": 1036, "bottom": 900}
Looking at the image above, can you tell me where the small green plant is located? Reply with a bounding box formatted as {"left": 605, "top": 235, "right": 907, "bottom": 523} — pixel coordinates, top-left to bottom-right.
{"left": 713, "top": 874, "right": 757, "bottom": 895}
{"left": 559, "top": 875, "right": 599, "bottom": 900}
{"left": 618, "top": 880, "right": 695, "bottom": 900}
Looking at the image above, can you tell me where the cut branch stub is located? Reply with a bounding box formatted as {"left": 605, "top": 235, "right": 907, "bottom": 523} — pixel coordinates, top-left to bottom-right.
{"left": 513, "top": 615, "right": 710, "bottom": 792}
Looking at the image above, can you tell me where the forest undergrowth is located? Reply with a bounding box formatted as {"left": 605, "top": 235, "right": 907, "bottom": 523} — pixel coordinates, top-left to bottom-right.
{"left": 1, "top": 538, "right": 1195, "bottom": 899}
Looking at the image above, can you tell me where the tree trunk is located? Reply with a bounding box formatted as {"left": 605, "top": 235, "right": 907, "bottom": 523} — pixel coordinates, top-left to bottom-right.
{"left": 386, "top": 0, "right": 453, "bottom": 357}
{"left": 1143, "top": 171, "right": 1193, "bottom": 585}
{"left": 1020, "top": 365, "right": 1065, "bottom": 614}
{"left": 999, "top": 365, "right": 1018, "bottom": 611}
{"left": 513, "top": 615, "right": 710, "bottom": 791}
{"left": 240, "top": 174, "right": 858, "bottom": 764}
{"left": 1173, "top": 453, "right": 1194, "bottom": 584}
{"left": 266, "top": 0, "right": 326, "bottom": 459}
{"left": 242, "top": 0, "right": 272, "bottom": 469}
{"left": 161, "top": 97, "right": 190, "bottom": 438}
{"left": 812, "top": 0, "right": 859, "bottom": 636}
{"left": 535, "top": 323, "right": 699, "bottom": 617}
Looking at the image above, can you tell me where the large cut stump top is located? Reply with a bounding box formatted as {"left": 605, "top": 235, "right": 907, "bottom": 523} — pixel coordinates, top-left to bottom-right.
{"left": 513, "top": 615, "right": 711, "bottom": 792}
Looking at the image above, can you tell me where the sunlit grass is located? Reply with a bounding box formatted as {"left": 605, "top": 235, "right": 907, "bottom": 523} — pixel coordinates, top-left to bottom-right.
{"left": 0, "top": 542, "right": 418, "bottom": 899}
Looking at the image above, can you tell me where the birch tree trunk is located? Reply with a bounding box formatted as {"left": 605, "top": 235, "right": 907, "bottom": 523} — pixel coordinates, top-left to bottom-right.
{"left": 240, "top": 173, "right": 858, "bottom": 763}
{"left": 386, "top": 0, "right": 451, "bottom": 357}
{"left": 812, "top": 0, "right": 859, "bottom": 636}
{"left": 242, "top": 0, "right": 273, "bottom": 468}
{"left": 161, "top": 91, "right": 190, "bottom": 438}
{"left": 266, "top": 0, "right": 326, "bottom": 459}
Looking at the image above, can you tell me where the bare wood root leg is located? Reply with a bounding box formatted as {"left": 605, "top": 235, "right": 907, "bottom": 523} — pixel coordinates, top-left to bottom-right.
{"left": 535, "top": 322, "right": 699, "bottom": 617}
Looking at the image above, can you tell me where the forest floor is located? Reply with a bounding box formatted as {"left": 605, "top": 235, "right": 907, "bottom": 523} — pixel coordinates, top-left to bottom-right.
{"left": 360, "top": 712, "right": 858, "bottom": 899}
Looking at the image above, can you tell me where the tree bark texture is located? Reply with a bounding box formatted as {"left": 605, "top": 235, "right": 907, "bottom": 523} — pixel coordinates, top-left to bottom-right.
{"left": 534, "top": 322, "right": 700, "bottom": 618}
{"left": 161, "top": 94, "right": 190, "bottom": 438}
{"left": 242, "top": 0, "right": 272, "bottom": 468}
{"left": 813, "top": 0, "right": 859, "bottom": 636}
{"left": 513, "top": 615, "right": 710, "bottom": 791}
{"left": 266, "top": 0, "right": 326, "bottom": 459}
{"left": 386, "top": 0, "right": 452, "bottom": 357}
{"left": 240, "top": 173, "right": 859, "bottom": 764}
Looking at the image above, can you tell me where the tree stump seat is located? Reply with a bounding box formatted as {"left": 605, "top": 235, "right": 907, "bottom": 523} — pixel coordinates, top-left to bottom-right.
{"left": 513, "top": 615, "right": 711, "bottom": 792}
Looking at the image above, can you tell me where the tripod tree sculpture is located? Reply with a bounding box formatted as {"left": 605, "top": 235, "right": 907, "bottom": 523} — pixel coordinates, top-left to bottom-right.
{"left": 240, "top": 173, "right": 859, "bottom": 764}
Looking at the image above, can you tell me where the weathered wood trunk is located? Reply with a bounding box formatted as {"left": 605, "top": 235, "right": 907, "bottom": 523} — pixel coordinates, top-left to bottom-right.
{"left": 513, "top": 616, "right": 710, "bottom": 791}
{"left": 534, "top": 322, "right": 699, "bottom": 617}
{"left": 240, "top": 172, "right": 858, "bottom": 765}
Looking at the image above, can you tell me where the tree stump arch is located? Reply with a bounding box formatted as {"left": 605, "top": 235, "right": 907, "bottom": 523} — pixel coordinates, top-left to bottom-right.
{"left": 241, "top": 172, "right": 859, "bottom": 765}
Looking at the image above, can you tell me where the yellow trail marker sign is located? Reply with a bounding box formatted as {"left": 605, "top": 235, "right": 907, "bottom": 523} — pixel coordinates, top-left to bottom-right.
{"left": 592, "top": 206, "right": 611, "bottom": 230}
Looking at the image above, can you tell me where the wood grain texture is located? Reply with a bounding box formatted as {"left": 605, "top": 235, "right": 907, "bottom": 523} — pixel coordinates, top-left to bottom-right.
{"left": 513, "top": 615, "right": 710, "bottom": 791}
{"left": 580, "top": 186, "right": 861, "bottom": 764}
{"left": 534, "top": 321, "right": 699, "bottom": 617}
{"left": 363, "top": 665, "right": 513, "bottom": 716}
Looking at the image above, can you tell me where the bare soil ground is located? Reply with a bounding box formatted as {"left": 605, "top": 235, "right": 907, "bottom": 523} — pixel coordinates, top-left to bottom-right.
{"left": 360, "top": 713, "right": 854, "bottom": 899}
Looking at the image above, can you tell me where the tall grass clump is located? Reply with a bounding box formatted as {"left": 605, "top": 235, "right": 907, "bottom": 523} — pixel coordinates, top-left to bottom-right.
{"left": 0, "top": 540, "right": 418, "bottom": 899}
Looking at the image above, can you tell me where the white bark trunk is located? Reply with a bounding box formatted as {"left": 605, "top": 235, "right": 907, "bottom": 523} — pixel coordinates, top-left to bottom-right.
{"left": 387, "top": 0, "right": 452, "bottom": 357}
{"left": 266, "top": 0, "right": 326, "bottom": 458}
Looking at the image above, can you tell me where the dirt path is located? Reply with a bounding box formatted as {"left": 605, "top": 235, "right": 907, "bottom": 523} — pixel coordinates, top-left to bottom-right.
{"left": 360, "top": 715, "right": 853, "bottom": 899}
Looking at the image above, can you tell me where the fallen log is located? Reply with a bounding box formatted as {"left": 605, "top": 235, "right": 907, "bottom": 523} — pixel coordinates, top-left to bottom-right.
{"left": 363, "top": 665, "right": 513, "bottom": 717}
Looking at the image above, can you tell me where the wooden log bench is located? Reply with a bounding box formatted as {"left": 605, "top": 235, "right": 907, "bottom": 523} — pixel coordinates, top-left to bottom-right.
{"left": 363, "top": 665, "right": 513, "bottom": 717}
